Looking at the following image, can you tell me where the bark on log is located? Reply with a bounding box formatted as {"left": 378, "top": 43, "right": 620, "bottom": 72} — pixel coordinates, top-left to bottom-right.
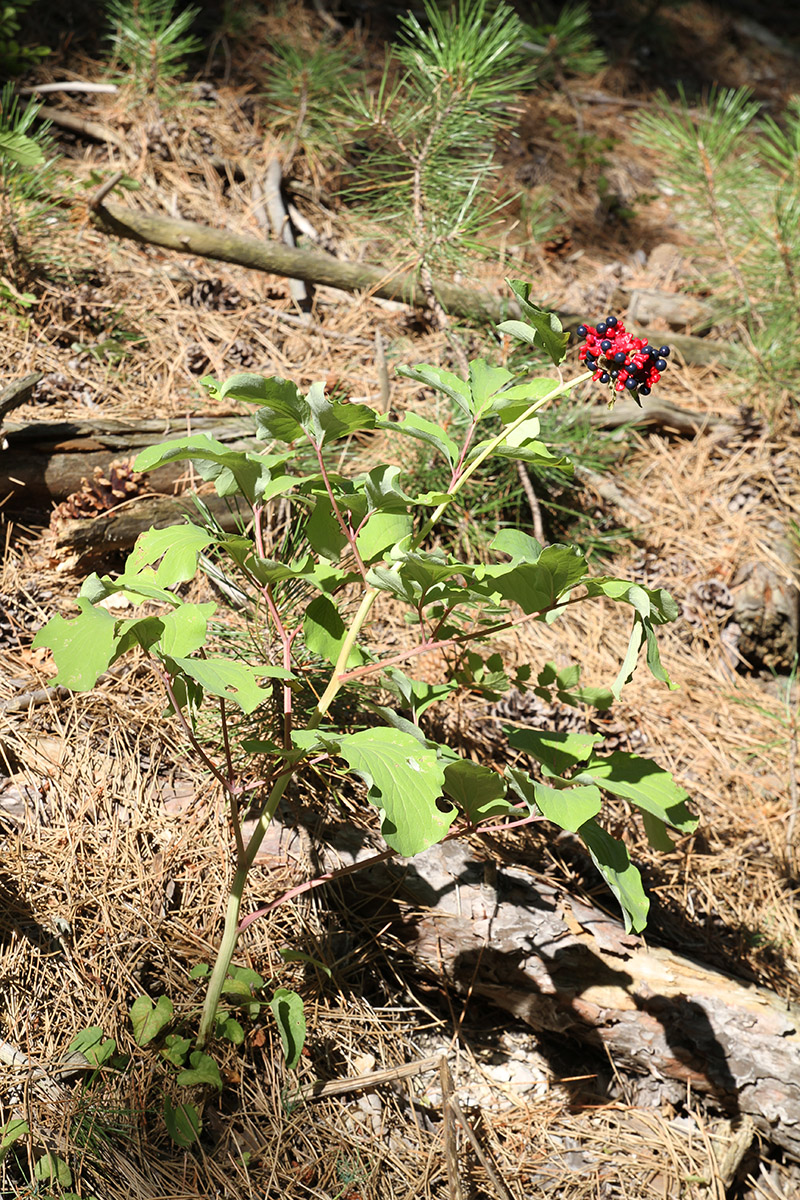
{"left": 323, "top": 834, "right": 800, "bottom": 1157}
{"left": 53, "top": 493, "right": 245, "bottom": 565}
{"left": 579, "top": 395, "right": 725, "bottom": 435}
{"left": 0, "top": 415, "right": 251, "bottom": 507}
{"left": 91, "top": 201, "right": 741, "bottom": 365}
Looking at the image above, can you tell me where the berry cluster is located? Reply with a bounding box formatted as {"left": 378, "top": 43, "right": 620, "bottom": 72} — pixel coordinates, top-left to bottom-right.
{"left": 576, "top": 316, "right": 670, "bottom": 400}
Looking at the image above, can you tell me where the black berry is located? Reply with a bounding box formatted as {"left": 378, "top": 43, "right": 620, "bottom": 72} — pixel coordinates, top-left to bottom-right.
{"left": 577, "top": 324, "right": 588, "bottom": 338}
{"left": 606, "top": 316, "right": 618, "bottom": 328}
{"left": 658, "top": 346, "right": 670, "bottom": 356}
{"left": 639, "top": 386, "right": 651, "bottom": 396}
{"left": 599, "top": 371, "right": 610, "bottom": 383}
{"left": 625, "top": 377, "right": 638, "bottom": 390}
{"left": 613, "top": 351, "right": 626, "bottom": 364}
{"left": 600, "top": 339, "right": 612, "bottom": 352}
{"left": 654, "top": 357, "right": 667, "bottom": 371}
{"left": 596, "top": 322, "right": 608, "bottom": 335}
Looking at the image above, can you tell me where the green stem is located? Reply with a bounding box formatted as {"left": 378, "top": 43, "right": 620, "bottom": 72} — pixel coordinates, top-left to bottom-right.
{"left": 196, "top": 764, "right": 295, "bottom": 1048}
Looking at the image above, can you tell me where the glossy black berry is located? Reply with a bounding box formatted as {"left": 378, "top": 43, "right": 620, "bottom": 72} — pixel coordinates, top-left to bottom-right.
{"left": 596, "top": 322, "right": 608, "bottom": 335}
{"left": 577, "top": 324, "right": 588, "bottom": 338}
{"left": 654, "top": 357, "right": 667, "bottom": 371}
{"left": 625, "top": 377, "right": 638, "bottom": 390}
{"left": 613, "top": 351, "right": 626, "bottom": 364}
{"left": 658, "top": 346, "right": 671, "bottom": 357}
{"left": 610, "top": 369, "right": 619, "bottom": 379}
{"left": 599, "top": 371, "right": 610, "bottom": 383}
{"left": 606, "top": 316, "right": 618, "bottom": 328}
{"left": 639, "top": 386, "right": 651, "bottom": 396}
{"left": 600, "top": 339, "right": 612, "bottom": 352}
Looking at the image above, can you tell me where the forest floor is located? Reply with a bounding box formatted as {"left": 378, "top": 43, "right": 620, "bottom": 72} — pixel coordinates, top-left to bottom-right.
{"left": 3, "top": 2, "right": 800, "bottom": 1198}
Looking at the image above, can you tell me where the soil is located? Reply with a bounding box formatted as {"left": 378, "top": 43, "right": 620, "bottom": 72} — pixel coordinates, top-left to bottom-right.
{"left": 2, "top": 3, "right": 800, "bottom": 1198}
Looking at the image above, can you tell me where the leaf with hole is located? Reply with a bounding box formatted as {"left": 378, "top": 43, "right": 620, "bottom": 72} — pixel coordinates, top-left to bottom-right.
{"left": 338, "top": 727, "right": 452, "bottom": 855}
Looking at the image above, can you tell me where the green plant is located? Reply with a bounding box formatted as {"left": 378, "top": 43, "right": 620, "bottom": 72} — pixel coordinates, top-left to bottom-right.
{"left": 0, "top": 84, "right": 59, "bottom": 297}
{"left": 105, "top": 0, "right": 202, "bottom": 95}
{"left": 346, "top": 0, "right": 536, "bottom": 311}
{"left": 264, "top": 36, "right": 365, "bottom": 170}
{"left": 33, "top": 283, "right": 696, "bottom": 1061}
{"left": 0, "top": 0, "right": 51, "bottom": 75}
{"left": 632, "top": 86, "right": 800, "bottom": 406}
{"left": 524, "top": 1, "right": 606, "bottom": 82}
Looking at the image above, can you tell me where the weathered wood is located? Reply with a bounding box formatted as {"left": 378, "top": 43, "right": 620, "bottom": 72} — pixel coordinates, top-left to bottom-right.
{"left": 325, "top": 834, "right": 800, "bottom": 1157}
{"left": 579, "top": 395, "right": 725, "bottom": 435}
{"left": 0, "top": 416, "right": 252, "bottom": 507}
{"left": 53, "top": 493, "right": 245, "bottom": 565}
{"left": 91, "top": 201, "right": 742, "bottom": 364}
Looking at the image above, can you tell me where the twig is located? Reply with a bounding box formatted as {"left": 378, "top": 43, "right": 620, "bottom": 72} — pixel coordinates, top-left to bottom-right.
{"left": 298, "top": 1054, "right": 441, "bottom": 1099}
{"left": 260, "top": 159, "right": 310, "bottom": 311}
{"left": 0, "top": 685, "right": 71, "bottom": 713}
{"left": 440, "top": 1057, "right": 464, "bottom": 1200}
{"left": 375, "top": 328, "right": 391, "bottom": 413}
{"left": 18, "top": 81, "right": 118, "bottom": 95}
{"left": 30, "top": 103, "right": 130, "bottom": 152}
{"left": 515, "top": 460, "right": 547, "bottom": 545}
{"left": 447, "top": 1091, "right": 515, "bottom": 1200}
{"left": 88, "top": 169, "right": 125, "bottom": 211}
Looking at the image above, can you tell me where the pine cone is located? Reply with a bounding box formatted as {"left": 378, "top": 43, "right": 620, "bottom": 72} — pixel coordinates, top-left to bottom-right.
{"left": 50, "top": 460, "right": 147, "bottom": 526}
{"left": 185, "top": 343, "right": 211, "bottom": 374}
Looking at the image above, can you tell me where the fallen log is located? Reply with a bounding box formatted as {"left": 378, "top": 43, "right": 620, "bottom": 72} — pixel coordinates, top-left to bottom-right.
{"left": 321, "top": 833, "right": 800, "bottom": 1158}
{"left": 0, "top": 415, "right": 251, "bottom": 507}
{"left": 52, "top": 493, "right": 246, "bottom": 566}
{"left": 91, "top": 200, "right": 742, "bottom": 365}
{"left": 578, "top": 395, "right": 725, "bottom": 435}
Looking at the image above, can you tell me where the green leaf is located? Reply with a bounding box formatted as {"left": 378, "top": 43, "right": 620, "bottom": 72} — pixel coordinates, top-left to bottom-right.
{"left": 216, "top": 1015, "right": 245, "bottom": 1044}
{"left": 506, "top": 727, "right": 601, "bottom": 776}
{"left": 189, "top": 963, "right": 209, "bottom": 979}
{"left": 269, "top": 988, "right": 306, "bottom": 1070}
{"left": 34, "top": 1152, "right": 72, "bottom": 1187}
{"left": 161, "top": 1034, "right": 192, "bottom": 1067}
{"left": 532, "top": 783, "right": 602, "bottom": 832}
{"left": 169, "top": 656, "right": 282, "bottom": 713}
{"left": 0, "top": 128, "right": 45, "bottom": 166}
{"left": 278, "top": 948, "right": 332, "bottom": 977}
{"left": 177, "top": 1051, "right": 223, "bottom": 1091}
{"left": 122, "top": 523, "right": 214, "bottom": 587}
{"left": 133, "top": 435, "right": 268, "bottom": 502}
{"left": 305, "top": 495, "right": 349, "bottom": 561}
{"left": 502, "top": 281, "right": 570, "bottom": 364}
{"left": 578, "top": 751, "right": 697, "bottom": 833}
{"left": 578, "top": 818, "right": 649, "bottom": 933}
{"left": 491, "top": 528, "right": 543, "bottom": 563}
{"left": 32, "top": 599, "right": 118, "bottom": 692}
{"left": 130, "top": 995, "right": 173, "bottom": 1046}
{"left": 338, "top": 727, "right": 453, "bottom": 855}
{"left": 396, "top": 363, "right": 472, "bottom": 415}
{"left": 164, "top": 1097, "right": 201, "bottom": 1148}
{"left": 584, "top": 577, "right": 679, "bottom": 625}
{"left": 303, "top": 594, "right": 364, "bottom": 668}
{"left": 489, "top": 377, "right": 560, "bottom": 419}
{"left": 114, "top": 602, "right": 215, "bottom": 660}
{"left": 473, "top": 438, "right": 573, "bottom": 472}
{"left": 68, "top": 1027, "right": 116, "bottom": 1068}
{"left": 611, "top": 617, "right": 645, "bottom": 699}
{"left": 381, "top": 411, "right": 458, "bottom": 466}
{"left": 303, "top": 380, "right": 377, "bottom": 446}
{"left": 641, "top": 810, "right": 676, "bottom": 852}
{"left": 0, "top": 1118, "right": 29, "bottom": 1161}
{"left": 468, "top": 358, "right": 513, "bottom": 416}
{"left": 383, "top": 666, "right": 456, "bottom": 719}
{"left": 356, "top": 509, "right": 413, "bottom": 563}
{"left": 484, "top": 544, "right": 587, "bottom": 614}
{"left": 443, "top": 759, "right": 510, "bottom": 823}
{"left": 644, "top": 619, "right": 678, "bottom": 689}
